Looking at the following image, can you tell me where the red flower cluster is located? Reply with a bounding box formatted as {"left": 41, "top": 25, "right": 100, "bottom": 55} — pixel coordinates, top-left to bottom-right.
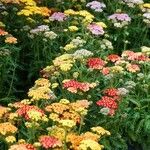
{"left": 103, "top": 88, "right": 119, "bottom": 97}
{"left": 63, "top": 80, "right": 93, "bottom": 93}
{"left": 107, "top": 54, "right": 120, "bottom": 62}
{"left": 96, "top": 96, "right": 117, "bottom": 109}
{"left": 87, "top": 58, "right": 106, "bottom": 69}
{"left": 39, "top": 135, "right": 61, "bottom": 149}
{"left": 97, "top": 88, "right": 121, "bottom": 116}
{"left": 17, "top": 105, "right": 44, "bottom": 120}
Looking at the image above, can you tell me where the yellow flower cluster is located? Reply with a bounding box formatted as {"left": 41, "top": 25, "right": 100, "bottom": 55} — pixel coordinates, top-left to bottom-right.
{"left": 35, "top": 78, "right": 51, "bottom": 87}
{"left": 64, "top": 9, "right": 94, "bottom": 24}
{"left": 96, "top": 22, "right": 107, "bottom": 28}
{"left": 28, "top": 78, "right": 55, "bottom": 101}
{"left": 140, "top": 3, "right": 150, "bottom": 12}
{"left": 19, "top": 0, "right": 36, "bottom": 5}
{"left": 79, "top": 139, "right": 103, "bottom": 150}
{"left": 1, "top": 0, "right": 36, "bottom": 5}
{"left": 141, "top": 46, "right": 150, "bottom": 55}
{"left": 59, "top": 119, "right": 76, "bottom": 128}
{"left": 5, "top": 136, "right": 16, "bottom": 143}
{"left": 17, "top": 6, "right": 51, "bottom": 16}
{"left": 47, "top": 126, "right": 66, "bottom": 141}
{"left": 110, "top": 66, "right": 124, "bottom": 73}
{"left": 64, "top": 43, "right": 77, "bottom": 51}
{"left": 66, "top": 127, "right": 110, "bottom": 150}
{"left": 0, "top": 106, "right": 10, "bottom": 118}
{"left": 12, "top": 0, "right": 51, "bottom": 17}
{"left": 142, "top": 3, "right": 150, "bottom": 9}
{"left": 0, "top": 22, "right": 6, "bottom": 28}
{"left": 68, "top": 26, "right": 79, "bottom": 32}
{"left": 53, "top": 54, "right": 75, "bottom": 71}
{"left": 91, "top": 126, "right": 111, "bottom": 136}
{"left": 27, "top": 110, "right": 48, "bottom": 122}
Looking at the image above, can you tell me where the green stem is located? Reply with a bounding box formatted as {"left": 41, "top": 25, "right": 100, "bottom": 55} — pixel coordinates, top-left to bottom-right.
{"left": 7, "top": 66, "right": 16, "bottom": 97}
{"left": 64, "top": 129, "right": 67, "bottom": 150}
{"left": 78, "top": 116, "right": 84, "bottom": 134}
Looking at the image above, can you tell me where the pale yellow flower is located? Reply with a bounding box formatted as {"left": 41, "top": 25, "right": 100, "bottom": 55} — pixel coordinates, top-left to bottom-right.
{"left": 68, "top": 26, "right": 79, "bottom": 32}
{"left": 51, "top": 83, "right": 59, "bottom": 89}
{"left": 64, "top": 43, "right": 77, "bottom": 51}
{"left": 91, "top": 126, "right": 111, "bottom": 136}
{"left": 79, "top": 139, "right": 103, "bottom": 150}
{"left": 5, "top": 136, "right": 16, "bottom": 143}
{"left": 59, "top": 119, "right": 76, "bottom": 128}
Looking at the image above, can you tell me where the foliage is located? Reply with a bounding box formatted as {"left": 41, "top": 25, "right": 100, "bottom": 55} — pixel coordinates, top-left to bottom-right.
{"left": 0, "top": 0, "right": 150, "bottom": 149}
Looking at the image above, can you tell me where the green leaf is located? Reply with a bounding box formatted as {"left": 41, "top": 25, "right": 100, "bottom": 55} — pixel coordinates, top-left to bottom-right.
{"left": 129, "top": 99, "right": 141, "bottom": 107}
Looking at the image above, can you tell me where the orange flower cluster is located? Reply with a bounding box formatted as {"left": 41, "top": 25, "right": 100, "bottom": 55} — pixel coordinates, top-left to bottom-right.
{"left": 0, "top": 122, "right": 17, "bottom": 136}
{"left": 9, "top": 143, "right": 36, "bottom": 150}
{"left": 66, "top": 126, "right": 110, "bottom": 150}
{"left": 0, "top": 28, "right": 17, "bottom": 44}
{"left": 45, "top": 100, "right": 90, "bottom": 123}
{"left": 0, "top": 28, "right": 8, "bottom": 36}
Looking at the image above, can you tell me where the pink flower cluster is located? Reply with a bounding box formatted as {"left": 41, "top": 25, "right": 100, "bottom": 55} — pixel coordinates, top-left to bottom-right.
{"left": 108, "top": 13, "right": 131, "bottom": 22}
{"left": 87, "top": 23, "right": 104, "bottom": 35}
{"left": 86, "top": 1, "right": 106, "bottom": 12}
{"left": 49, "top": 12, "right": 66, "bottom": 22}
{"left": 122, "top": 50, "right": 149, "bottom": 61}
{"left": 63, "top": 80, "right": 93, "bottom": 93}
{"left": 39, "top": 136, "right": 61, "bottom": 149}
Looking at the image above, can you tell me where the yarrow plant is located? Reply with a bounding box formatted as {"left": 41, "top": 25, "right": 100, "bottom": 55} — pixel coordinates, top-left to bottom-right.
{"left": 49, "top": 12, "right": 67, "bottom": 22}
{"left": 122, "top": 0, "right": 144, "bottom": 7}
{"left": 86, "top": 1, "right": 106, "bottom": 12}
{"left": 87, "top": 23, "right": 105, "bottom": 35}
{"left": 108, "top": 13, "right": 131, "bottom": 28}
{"left": 0, "top": 0, "right": 150, "bottom": 150}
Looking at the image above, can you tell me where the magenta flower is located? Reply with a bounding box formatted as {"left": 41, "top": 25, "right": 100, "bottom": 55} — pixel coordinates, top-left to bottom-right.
{"left": 49, "top": 12, "right": 66, "bottom": 22}
{"left": 87, "top": 23, "right": 104, "bottom": 35}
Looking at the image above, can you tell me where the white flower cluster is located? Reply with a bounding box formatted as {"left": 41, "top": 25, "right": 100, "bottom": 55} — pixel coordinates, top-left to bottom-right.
{"left": 30, "top": 25, "right": 50, "bottom": 34}
{"left": 44, "top": 31, "right": 57, "bottom": 40}
{"left": 73, "top": 49, "right": 93, "bottom": 59}
{"left": 125, "top": 81, "right": 136, "bottom": 89}
{"left": 143, "top": 13, "right": 150, "bottom": 26}
{"left": 117, "top": 88, "right": 129, "bottom": 96}
{"left": 29, "top": 25, "right": 57, "bottom": 40}
{"left": 71, "top": 37, "right": 86, "bottom": 47}
{"left": 100, "top": 39, "right": 113, "bottom": 50}
{"left": 122, "top": 0, "right": 143, "bottom": 7}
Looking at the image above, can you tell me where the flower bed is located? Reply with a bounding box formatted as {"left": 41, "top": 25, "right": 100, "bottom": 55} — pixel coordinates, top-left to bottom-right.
{"left": 0, "top": 0, "right": 150, "bottom": 149}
